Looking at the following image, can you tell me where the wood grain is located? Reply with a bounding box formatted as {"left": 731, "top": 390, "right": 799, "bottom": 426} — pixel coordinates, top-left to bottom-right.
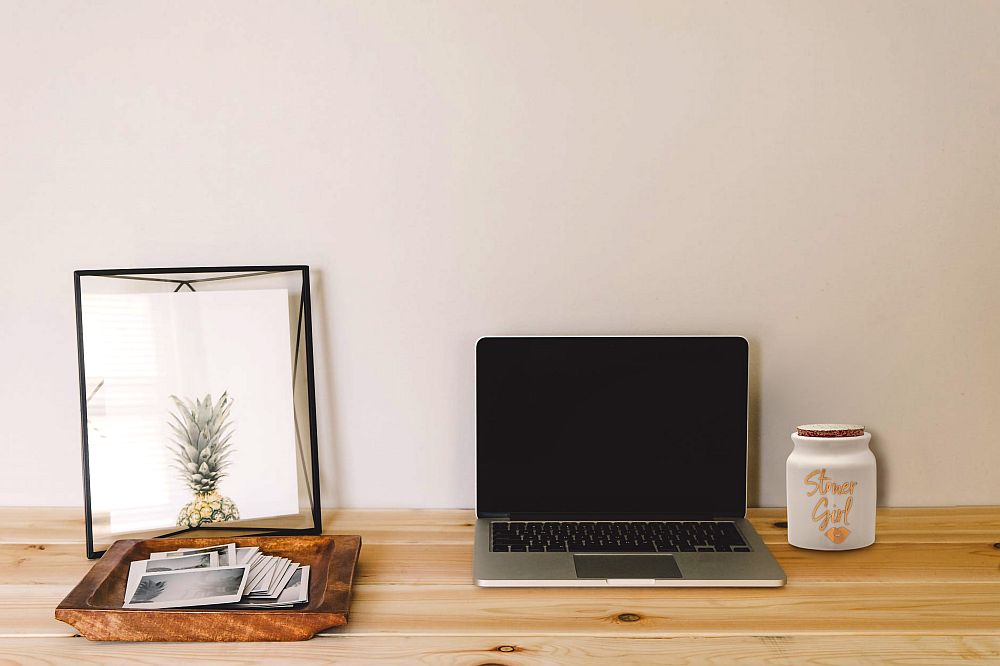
{"left": 752, "top": 507, "right": 1000, "bottom": 544}
{"left": 4, "top": 506, "right": 1000, "bottom": 545}
{"left": 4, "top": 540, "right": 998, "bottom": 588}
{"left": 0, "top": 508, "right": 477, "bottom": 547}
{"left": 352, "top": 542, "right": 1000, "bottom": 586}
{"left": 7, "top": 581, "right": 1000, "bottom": 638}
{"left": 0, "top": 507, "right": 87, "bottom": 545}
{"left": 323, "top": 582, "right": 1000, "bottom": 636}
{"left": 0, "top": 635, "right": 998, "bottom": 665}
{"left": 2, "top": 507, "right": 999, "bottom": 661}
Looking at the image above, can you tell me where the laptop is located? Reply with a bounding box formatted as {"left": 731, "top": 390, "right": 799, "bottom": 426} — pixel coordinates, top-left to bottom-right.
{"left": 473, "top": 336, "right": 786, "bottom": 587}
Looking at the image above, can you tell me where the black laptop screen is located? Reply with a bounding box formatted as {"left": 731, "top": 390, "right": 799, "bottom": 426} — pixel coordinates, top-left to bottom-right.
{"left": 476, "top": 337, "right": 749, "bottom": 518}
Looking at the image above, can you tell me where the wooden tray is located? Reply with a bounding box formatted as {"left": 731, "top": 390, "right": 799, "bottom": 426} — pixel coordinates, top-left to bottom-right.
{"left": 55, "top": 534, "right": 361, "bottom": 641}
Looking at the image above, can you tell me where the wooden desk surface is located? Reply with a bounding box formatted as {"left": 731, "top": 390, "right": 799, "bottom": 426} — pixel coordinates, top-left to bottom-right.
{"left": 2, "top": 507, "right": 999, "bottom": 663}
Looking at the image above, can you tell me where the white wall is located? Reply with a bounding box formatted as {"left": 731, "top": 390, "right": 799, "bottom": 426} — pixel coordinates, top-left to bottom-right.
{"left": 2, "top": 1, "right": 999, "bottom": 509}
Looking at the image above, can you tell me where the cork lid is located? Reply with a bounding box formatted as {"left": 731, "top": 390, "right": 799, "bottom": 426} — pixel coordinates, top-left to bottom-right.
{"left": 796, "top": 423, "right": 865, "bottom": 438}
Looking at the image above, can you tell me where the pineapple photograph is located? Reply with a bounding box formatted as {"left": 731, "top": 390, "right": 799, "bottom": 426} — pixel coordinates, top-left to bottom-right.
{"left": 79, "top": 287, "right": 304, "bottom": 545}
{"left": 168, "top": 392, "right": 241, "bottom": 528}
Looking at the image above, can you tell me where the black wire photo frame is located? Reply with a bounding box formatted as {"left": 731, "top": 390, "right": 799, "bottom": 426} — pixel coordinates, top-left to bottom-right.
{"left": 74, "top": 266, "right": 322, "bottom": 558}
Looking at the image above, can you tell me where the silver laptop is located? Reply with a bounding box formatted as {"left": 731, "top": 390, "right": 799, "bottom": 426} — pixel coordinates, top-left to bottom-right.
{"left": 473, "top": 336, "right": 786, "bottom": 587}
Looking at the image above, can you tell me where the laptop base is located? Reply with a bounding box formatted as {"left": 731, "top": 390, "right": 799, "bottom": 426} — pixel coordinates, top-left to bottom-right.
{"left": 473, "top": 518, "right": 786, "bottom": 587}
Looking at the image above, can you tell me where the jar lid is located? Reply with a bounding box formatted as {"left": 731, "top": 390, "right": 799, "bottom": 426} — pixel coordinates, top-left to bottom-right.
{"left": 796, "top": 423, "right": 865, "bottom": 437}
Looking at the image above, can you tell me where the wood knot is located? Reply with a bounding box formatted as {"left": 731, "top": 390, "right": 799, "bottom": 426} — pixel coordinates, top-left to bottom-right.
{"left": 774, "top": 521, "right": 788, "bottom": 529}
{"left": 496, "top": 645, "right": 517, "bottom": 653}
{"left": 993, "top": 542, "right": 1000, "bottom": 550}
{"left": 617, "top": 613, "right": 641, "bottom": 622}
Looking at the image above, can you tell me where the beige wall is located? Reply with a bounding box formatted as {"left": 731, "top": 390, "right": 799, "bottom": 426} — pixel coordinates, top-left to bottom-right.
{"left": 1, "top": 1, "right": 998, "bottom": 508}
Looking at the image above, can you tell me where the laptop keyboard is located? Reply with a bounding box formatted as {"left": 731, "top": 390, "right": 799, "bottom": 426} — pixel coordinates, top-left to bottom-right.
{"left": 490, "top": 521, "right": 750, "bottom": 553}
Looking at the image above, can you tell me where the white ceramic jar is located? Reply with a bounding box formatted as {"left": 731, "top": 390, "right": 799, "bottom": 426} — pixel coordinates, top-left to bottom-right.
{"left": 786, "top": 425, "right": 876, "bottom": 550}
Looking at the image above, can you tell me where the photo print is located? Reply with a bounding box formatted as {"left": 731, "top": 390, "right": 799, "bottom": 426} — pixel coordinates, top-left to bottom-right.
{"left": 81, "top": 289, "right": 301, "bottom": 536}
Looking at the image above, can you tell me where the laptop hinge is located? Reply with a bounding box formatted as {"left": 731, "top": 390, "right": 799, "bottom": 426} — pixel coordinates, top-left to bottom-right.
{"left": 477, "top": 511, "right": 510, "bottom": 519}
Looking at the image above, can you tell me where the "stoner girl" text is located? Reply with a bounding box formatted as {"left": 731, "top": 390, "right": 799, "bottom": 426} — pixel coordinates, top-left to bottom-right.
{"left": 804, "top": 468, "right": 857, "bottom": 531}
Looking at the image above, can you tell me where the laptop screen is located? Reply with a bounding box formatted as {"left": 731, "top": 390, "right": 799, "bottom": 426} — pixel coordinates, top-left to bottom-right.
{"left": 476, "top": 336, "right": 749, "bottom": 518}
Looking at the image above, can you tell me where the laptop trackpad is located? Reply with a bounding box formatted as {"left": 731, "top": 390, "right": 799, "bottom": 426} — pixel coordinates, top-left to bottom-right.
{"left": 573, "top": 554, "right": 682, "bottom": 579}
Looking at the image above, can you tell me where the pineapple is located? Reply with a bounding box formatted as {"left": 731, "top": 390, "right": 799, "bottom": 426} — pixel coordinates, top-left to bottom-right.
{"left": 168, "top": 392, "right": 240, "bottom": 528}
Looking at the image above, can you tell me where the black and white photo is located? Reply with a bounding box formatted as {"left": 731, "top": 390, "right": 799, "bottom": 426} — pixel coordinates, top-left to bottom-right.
{"left": 124, "top": 566, "right": 250, "bottom": 610}
{"left": 144, "top": 552, "right": 217, "bottom": 573}
{"left": 151, "top": 543, "right": 237, "bottom": 567}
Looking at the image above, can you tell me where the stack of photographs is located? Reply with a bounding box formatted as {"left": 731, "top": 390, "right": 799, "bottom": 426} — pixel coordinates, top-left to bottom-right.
{"left": 122, "top": 543, "right": 310, "bottom": 610}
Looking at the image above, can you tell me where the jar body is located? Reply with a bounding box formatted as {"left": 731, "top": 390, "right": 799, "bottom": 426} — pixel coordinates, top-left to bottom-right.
{"left": 786, "top": 433, "right": 876, "bottom": 550}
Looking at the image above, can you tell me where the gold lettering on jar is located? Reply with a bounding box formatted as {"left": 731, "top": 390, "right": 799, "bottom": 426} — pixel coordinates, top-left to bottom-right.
{"left": 803, "top": 468, "right": 858, "bottom": 542}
